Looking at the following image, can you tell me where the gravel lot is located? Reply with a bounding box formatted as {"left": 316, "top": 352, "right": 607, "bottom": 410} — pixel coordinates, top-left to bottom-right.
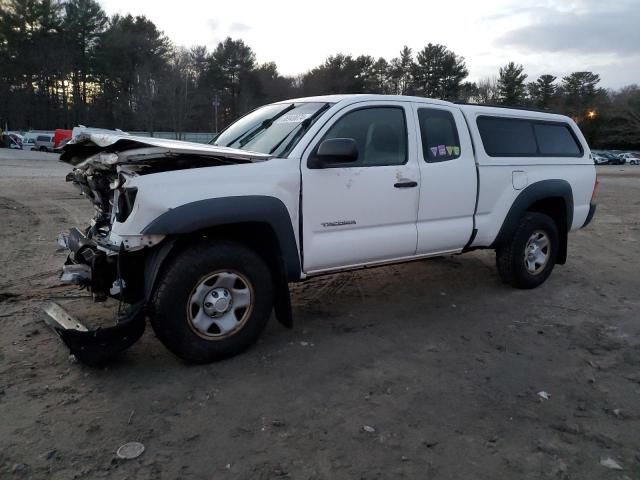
{"left": 1, "top": 152, "right": 639, "bottom": 479}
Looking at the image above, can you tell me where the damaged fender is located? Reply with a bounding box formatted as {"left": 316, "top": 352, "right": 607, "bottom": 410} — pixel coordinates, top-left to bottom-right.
{"left": 50, "top": 131, "right": 298, "bottom": 363}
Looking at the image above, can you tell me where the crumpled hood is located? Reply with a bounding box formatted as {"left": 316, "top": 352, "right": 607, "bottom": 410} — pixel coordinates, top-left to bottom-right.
{"left": 60, "top": 132, "right": 272, "bottom": 168}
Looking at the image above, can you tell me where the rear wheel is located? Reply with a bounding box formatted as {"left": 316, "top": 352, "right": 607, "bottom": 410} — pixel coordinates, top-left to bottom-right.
{"left": 149, "top": 240, "right": 273, "bottom": 363}
{"left": 496, "top": 212, "right": 559, "bottom": 289}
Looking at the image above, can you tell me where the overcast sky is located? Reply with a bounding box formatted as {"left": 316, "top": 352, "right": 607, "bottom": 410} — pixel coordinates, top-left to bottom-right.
{"left": 100, "top": 0, "right": 639, "bottom": 89}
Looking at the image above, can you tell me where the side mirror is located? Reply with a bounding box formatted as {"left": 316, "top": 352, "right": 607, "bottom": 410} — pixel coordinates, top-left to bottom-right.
{"left": 310, "top": 138, "right": 358, "bottom": 168}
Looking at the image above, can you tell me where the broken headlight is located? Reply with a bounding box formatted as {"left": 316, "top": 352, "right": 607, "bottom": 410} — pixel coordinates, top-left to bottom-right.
{"left": 115, "top": 187, "right": 138, "bottom": 223}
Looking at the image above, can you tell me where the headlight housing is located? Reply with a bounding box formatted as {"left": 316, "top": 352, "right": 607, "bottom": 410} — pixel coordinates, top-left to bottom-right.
{"left": 115, "top": 187, "right": 138, "bottom": 223}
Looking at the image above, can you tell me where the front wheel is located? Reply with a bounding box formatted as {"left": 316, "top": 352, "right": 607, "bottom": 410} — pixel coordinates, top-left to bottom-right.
{"left": 496, "top": 212, "right": 559, "bottom": 289}
{"left": 149, "top": 240, "right": 274, "bottom": 363}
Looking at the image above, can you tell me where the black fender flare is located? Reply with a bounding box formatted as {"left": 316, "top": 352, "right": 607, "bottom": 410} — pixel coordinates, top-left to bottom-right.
{"left": 141, "top": 196, "right": 300, "bottom": 328}
{"left": 491, "top": 180, "right": 573, "bottom": 264}
{"left": 142, "top": 196, "right": 301, "bottom": 280}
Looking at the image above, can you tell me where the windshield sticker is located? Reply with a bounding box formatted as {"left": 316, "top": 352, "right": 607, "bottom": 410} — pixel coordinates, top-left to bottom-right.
{"left": 430, "top": 146, "right": 438, "bottom": 156}
{"left": 275, "top": 113, "right": 313, "bottom": 124}
{"left": 438, "top": 144, "right": 447, "bottom": 156}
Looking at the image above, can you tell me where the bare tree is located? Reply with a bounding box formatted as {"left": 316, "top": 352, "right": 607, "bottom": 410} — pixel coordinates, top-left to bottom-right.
{"left": 475, "top": 77, "right": 500, "bottom": 104}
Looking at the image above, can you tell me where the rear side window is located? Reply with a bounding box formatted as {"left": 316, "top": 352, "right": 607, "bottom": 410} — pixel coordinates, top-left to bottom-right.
{"left": 477, "top": 117, "right": 537, "bottom": 156}
{"left": 417, "top": 108, "right": 461, "bottom": 162}
{"left": 533, "top": 123, "right": 582, "bottom": 156}
{"left": 321, "top": 107, "right": 407, "bottom": 167}
{"left": 477, "top": 116, "right": 582, "bottom": 157}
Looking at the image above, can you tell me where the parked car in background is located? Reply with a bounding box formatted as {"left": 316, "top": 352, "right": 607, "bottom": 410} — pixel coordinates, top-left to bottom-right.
{"left": 22, "top": 138, "right": 36, "bottom": 150}
{"left": 603, "top": 152, "right": 625, "bottom": 165}
{"left": 1, "top": 132, "right": 23, "bottom": 149}
{"left": 592, "top": 154, "right": 608, "bottom": 165}
{"left": 8, "top": 133, "right": 23, "bottom": 149}
{"left": 34, "top": 134, "right": 54, "bottom": 152}
{"left": 619, "top": 152, "right": 640, "bottom": 165}
{"left": 591, "top": 151, "right": 608, "bottom": 163}
{"left": 22, "top": 132, "right": 38, "bottom": 148}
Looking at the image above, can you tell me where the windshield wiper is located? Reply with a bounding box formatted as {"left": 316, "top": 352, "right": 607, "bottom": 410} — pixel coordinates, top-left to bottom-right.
{"left": 224, "top": 104, "right": 296, "bottom": 148}
{"left": 268, "top": 103, "right": 331, "bottom": 155}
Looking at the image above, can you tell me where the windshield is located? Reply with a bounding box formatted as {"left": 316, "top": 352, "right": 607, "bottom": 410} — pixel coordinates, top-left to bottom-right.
{"left": 211, "top": 102, "right": 330, "bottom": 157}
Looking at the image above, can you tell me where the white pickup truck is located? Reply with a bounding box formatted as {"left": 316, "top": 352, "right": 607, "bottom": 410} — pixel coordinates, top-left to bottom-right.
{"left": 48, "top": 94, "right": 597, "bottom": 364}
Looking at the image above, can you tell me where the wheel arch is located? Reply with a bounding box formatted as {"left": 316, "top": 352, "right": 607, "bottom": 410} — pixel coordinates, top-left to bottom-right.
{"left": 492, "top": 180, "right": 573, "bottom": 264}
{"left": 141, "top": 196, "right": 300, "bottom": 328}
{"left": 142, "top": 195, "right": 301, "bottom": 281}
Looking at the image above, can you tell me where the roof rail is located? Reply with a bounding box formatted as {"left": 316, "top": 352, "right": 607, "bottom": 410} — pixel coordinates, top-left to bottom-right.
{"left": 454, "top": 102, "right": 560, "bottom": 115}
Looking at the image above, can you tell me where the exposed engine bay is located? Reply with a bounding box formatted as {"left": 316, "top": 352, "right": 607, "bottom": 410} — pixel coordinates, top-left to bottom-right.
{"left": 61, "top": 133, "right": 269, "bottom": 252}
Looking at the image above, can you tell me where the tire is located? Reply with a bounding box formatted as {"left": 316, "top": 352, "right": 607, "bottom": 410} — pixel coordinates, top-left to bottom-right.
{"left": 496, "top": 212, "right": 559, "bottom": 289}
{"left": 149, "top": 240, "right": 274, "bottom": 363}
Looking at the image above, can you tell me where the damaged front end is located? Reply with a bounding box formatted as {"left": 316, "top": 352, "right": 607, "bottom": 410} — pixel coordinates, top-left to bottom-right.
{"left": 45, "top": 132, "right": 269, "bottom": 364}
{"left": 48, "top": 223, "right": 151, "bottom": 365}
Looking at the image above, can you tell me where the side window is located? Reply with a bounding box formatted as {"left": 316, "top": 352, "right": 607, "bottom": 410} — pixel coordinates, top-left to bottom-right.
{"left": 534, "top": 123, "right": 582, "bottom": 156}
{"left": 321, "top": 107, "right": 407, "bottom": 166}
{"left": 477, "top": 117, "right": 537, "bottom": 157}
{"left": 477, "top": 116, "right": 583, "bottom": 157}
{"left": 417, "top": 108, "right": 461, "bottom": 162}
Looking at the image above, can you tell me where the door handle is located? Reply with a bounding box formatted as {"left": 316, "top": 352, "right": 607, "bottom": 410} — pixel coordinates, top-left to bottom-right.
{"left": 394, "top": 180, "right": 418, "bottom": 188}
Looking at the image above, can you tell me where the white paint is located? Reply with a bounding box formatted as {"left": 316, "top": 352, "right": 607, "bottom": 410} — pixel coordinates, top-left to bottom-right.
{"left": 512, "top": 170, "right": 528, "bottom": 190}
{"left": 300, "top": 100, "right": 420, "bottom": 272}
{"left": 459, "top": 103, "right": 596, "bottom": 246}
{"left": 106, "top": 94, "right": 596, "bottom": 278}
{"left": 411, "top": 102, "right": 477, "bottom": 254}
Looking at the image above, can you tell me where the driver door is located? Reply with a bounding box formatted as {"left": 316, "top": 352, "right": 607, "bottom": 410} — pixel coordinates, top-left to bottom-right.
{"left": 300, "top": 101, "right": 420, "bottom": 274}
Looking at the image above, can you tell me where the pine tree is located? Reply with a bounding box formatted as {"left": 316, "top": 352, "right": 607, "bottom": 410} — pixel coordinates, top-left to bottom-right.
{"left": 498, "top": 62, "right": 527, "bottom": 106}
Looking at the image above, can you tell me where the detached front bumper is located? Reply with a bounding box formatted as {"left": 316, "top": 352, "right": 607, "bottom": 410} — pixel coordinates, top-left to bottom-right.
{"left": 43, "top": 301, "right": 146, "bottom": 365}
{"left": 45, "top": 227, "right": 147, "bottom": 365}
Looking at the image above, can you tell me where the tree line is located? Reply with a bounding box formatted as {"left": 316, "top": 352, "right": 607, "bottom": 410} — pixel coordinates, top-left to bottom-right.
{"left": 1, "top": 0, "right": 638, "bottom": 148}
